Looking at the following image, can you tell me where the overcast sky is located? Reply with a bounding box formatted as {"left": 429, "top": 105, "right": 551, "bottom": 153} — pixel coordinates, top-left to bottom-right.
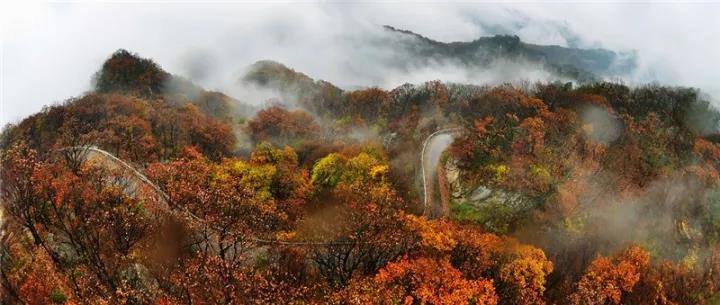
{"left": 2, "top": 2, "right": 720, "bottom": 126}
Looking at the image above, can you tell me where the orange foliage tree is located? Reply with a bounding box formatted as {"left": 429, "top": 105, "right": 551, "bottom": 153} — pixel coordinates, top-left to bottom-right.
{"left": 246, "top": 106, "right": 321, "bottom": 146}
{"left": 568, "top": 245, "right": 650, "bottom": 305}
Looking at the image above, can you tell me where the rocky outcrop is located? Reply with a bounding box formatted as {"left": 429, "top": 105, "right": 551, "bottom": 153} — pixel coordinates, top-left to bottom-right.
{"left": 444, "top": 159, "right": 537, "bottom": 232}
{"left": 467, "top": 185, "right": 534, "bottom": 211}
{"left": 445, "top": 159, "right": 464, "bottom": 200}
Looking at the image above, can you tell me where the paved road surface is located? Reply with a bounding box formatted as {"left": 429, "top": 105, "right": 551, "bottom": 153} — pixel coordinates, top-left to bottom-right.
{"left": 420, "top": 128, "right": 462, "bottom": 217}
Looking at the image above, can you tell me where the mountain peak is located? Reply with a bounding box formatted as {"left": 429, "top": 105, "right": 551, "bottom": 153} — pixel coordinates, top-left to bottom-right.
{"left": 93, "top": 49, "right": 170, "bottom": 96}
{"left": 242, "top": 60, "right": 321, "bottom": 92}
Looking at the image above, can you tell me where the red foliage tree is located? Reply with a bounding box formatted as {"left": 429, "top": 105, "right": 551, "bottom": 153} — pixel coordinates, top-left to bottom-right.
{"left": 246, "top": 106, "right": 321, "bottom": 146}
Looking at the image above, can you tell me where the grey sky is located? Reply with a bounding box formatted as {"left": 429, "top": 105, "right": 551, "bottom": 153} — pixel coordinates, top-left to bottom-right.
{"left": 2, "top": 2, "right": 719, "bottom": 126}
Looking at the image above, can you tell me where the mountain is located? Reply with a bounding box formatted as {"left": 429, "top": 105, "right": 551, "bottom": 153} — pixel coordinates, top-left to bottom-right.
{"left": 4, "top": 42, "right": 720, "bottom": 305}
{"left": 96, "top": 49, "right": 257, "bottom": 120}
{"left": 241, "top": 60, "right": 344, "bottom": 114}
{"left": 380, "top": 25, "right": 637, "bottom": 83}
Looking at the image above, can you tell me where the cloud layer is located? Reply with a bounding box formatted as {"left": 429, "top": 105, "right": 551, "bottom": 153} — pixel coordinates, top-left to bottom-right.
{"left": 2, "top": 2, "right": 719, "bottom": 125}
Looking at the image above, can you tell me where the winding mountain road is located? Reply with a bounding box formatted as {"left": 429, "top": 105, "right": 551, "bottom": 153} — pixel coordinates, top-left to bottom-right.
{"left": 61, "top": 131, "right": 465, "bottom": 246}
{"left": 63, "top": 146, "right": 361, "bottom": 247}
{"left": 420, "top": 128, "right": 463, "bottom": 217}
{"left": 63, "top": 146, "right": 170, "bottom": 200}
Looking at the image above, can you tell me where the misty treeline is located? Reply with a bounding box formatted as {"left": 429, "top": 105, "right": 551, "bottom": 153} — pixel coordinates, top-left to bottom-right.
{"left": 2, "top": 49, "right": 720, "bottom": 304}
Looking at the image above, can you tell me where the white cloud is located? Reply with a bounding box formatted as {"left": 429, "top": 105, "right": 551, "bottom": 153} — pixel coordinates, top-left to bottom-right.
{"left": 2, "top": 2, "right": 719, "bottom": 125}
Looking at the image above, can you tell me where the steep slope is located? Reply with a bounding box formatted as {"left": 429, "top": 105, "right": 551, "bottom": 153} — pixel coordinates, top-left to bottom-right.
{"left": 1, "top": 50, "right": 246, "bottom": 161}
{"left": 96, "top": 49, "right": 257, "bottom": 120}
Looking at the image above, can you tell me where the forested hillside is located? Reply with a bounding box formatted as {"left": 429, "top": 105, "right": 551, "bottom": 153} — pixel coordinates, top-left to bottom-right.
{"left": 3, "top": 48, "right": 720, "bottom": 304}
{"left": 379, "top": 25, "right": 637, "bottom": 83}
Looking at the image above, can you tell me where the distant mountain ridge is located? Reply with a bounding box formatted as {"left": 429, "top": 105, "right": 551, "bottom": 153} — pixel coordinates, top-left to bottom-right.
{"left": 381, "top": 25, "right": 637, "bottom": 83}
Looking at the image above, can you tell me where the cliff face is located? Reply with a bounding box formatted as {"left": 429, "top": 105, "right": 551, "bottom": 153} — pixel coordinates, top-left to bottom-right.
{"left": 444, "top": 158, "right": 537, "bottom": 234}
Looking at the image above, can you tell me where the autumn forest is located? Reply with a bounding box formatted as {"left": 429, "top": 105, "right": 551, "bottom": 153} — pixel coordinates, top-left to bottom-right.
{"left": 3, "top": 31, "right": 720, "bottom": 305}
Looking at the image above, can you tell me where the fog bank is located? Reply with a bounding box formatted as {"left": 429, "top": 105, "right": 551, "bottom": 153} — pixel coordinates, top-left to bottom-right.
{"left": 2, "top": 2, "right": 719, "bottom": 125}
